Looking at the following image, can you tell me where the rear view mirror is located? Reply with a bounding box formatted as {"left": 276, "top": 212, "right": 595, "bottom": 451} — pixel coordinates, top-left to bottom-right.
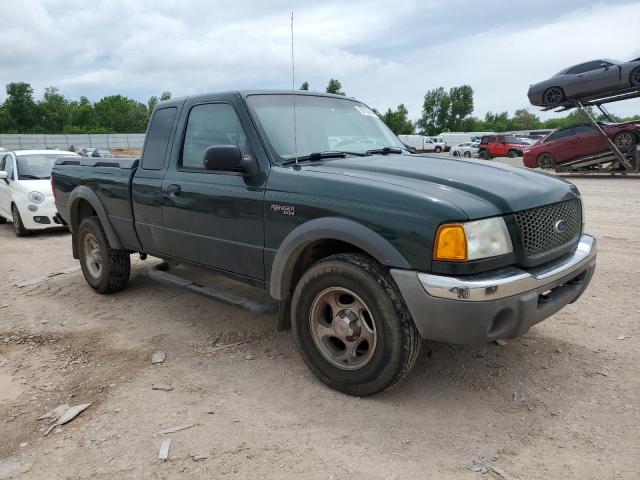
{"left": 202, "top": 145, "right": 257, "bottom": 176}
{"left": 600, "top": 63, "right": 610, "bottom": 70}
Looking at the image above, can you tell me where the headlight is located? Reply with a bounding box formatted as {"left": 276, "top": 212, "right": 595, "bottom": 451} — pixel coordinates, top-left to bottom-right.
{"left": 434, "top": 217, "right": 513, "bottom": 262}
{"left": 28, "top": 191, "right": 45, "bottom": 204}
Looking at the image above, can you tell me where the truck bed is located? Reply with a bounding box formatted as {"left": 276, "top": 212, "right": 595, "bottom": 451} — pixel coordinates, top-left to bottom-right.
{"left": 52, "top": 156, "right": 141, "bottom": 252}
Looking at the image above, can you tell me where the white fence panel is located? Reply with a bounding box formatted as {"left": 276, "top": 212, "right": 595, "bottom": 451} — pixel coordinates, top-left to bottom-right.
{"left": 0, "top": 134, "right": 146, "bottom": 151}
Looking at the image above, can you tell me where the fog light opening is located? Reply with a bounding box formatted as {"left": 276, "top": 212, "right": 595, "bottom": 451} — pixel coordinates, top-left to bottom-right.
{"left": 487, "top": 308, "right": 515, "bottom": 338}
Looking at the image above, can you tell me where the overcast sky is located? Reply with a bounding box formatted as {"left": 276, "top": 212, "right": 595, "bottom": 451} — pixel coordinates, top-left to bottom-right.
{"left": 1, "top": 0, "right": 639, "bottom": 121}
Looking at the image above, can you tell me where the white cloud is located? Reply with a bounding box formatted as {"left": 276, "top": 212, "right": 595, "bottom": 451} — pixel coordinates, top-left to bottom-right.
{"left": 0, "top": 0, "right": 638, "bottom": 122}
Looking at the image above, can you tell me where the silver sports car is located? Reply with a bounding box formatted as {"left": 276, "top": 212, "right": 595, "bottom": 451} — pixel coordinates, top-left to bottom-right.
{"left": 528, "top": 58, "right": 640, "bottom": 107}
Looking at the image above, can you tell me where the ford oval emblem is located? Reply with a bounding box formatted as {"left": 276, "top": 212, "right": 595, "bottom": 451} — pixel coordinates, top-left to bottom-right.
{"left": 554, "top": 219, "right": 567, "bottom": 233}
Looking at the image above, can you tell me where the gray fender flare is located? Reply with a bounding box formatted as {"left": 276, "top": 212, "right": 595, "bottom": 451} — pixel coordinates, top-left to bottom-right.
{"left": 68, "top": 186, "right": 122, "bottom": 258}
{"left": 269, "top": 217, "right": 411, "bottom": 300}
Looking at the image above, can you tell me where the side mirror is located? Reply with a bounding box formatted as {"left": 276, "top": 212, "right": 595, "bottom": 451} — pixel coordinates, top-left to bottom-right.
{"left": 203, "top": 145, "right": 257, "bottom": 176}
{"left": 600, "top": 63, "right": 610, "bottom": 70}
{"left": 0, "top": 171, "right": 7, "bottom": 182}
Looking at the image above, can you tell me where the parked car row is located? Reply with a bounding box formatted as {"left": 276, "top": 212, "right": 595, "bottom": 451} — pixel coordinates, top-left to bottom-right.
{"left": 0, "top": 150, "right": 78, "bottom": 235}
{"left": 80, "top": 147, "right": 114, "bottom": 158}
{"left": 449, "top": 142, "right": 479, "bottom": 158}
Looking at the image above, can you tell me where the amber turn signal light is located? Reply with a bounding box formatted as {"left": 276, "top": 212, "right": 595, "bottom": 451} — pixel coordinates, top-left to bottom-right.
{"left": 433, "top": 224, "right": 467, "bottom": 261}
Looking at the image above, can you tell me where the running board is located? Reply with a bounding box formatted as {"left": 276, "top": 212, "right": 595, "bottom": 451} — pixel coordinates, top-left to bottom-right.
{"left": 148, "top": 263, "right": 277, "bottom": 315}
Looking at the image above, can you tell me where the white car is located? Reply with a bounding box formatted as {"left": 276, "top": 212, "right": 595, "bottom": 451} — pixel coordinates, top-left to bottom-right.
{"left": 449, "top": 142, "right": 480, "bottom": 158}
{"left": 0, "top": 149, "right": 78, "bottom": 236}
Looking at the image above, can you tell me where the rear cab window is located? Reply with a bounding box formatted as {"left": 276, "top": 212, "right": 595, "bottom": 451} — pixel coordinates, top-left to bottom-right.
{"left": 141, "top": 107, "right": 178, "bottom": 170}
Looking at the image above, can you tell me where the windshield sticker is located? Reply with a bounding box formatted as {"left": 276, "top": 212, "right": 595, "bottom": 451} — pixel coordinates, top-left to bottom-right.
{"left": 354, "top": 105, "right": 377, "bottom": 117}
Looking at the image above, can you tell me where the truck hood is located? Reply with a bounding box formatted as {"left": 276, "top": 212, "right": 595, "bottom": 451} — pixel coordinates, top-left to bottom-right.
{"left": 305, "top": 154, "right": 578, "bottom": 218}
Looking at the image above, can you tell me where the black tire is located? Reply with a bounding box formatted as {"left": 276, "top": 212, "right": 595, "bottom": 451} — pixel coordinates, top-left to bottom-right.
{"left": 537, "top": 153, "right": 555, "bottom": 169}
{"left": 614, "top": 131, "right": 637, "bottom": 153}
{"left": 630, "top": 67, "right": 640, "bottom": 87}
{"left": 463, "top": 151, "right": 471, "bottom": 158}
{"left": 0, "top": 215, "right": 6, "bottom": 224}
{"left": 291, "top": 253, "right": 421, "bottom": 396}
{"left": 77, "top": 216, "right": 130, "bottom": 294}
{"left": 478, "top": 150, "right": 490, "bottom": 160}
{"left": 543, "top": 86, "right": 565, "bottom": 106}
{"left": 434, "top": 146, "right": 442, "bottom": 153}
{"left": 507, "top": 150, "right": 519, "bottom": 158}
{"left": 452, "top": 151, "right": 460, "bottom": 157}
{"left": 11, "top": 204, "right": 29, "bottom": 237}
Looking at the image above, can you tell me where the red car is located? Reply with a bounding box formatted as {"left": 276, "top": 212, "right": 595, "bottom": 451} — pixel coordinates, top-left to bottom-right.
{"left": 478, "top": 135, "right": 529, "bottom": 159}
{"left": 523, "top": 122, "right": 639, "bottom": 169}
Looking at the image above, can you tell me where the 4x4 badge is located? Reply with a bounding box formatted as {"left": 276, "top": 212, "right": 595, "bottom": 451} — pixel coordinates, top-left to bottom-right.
{"left": 554, "top": 219, "right": 567, "bottom": 232}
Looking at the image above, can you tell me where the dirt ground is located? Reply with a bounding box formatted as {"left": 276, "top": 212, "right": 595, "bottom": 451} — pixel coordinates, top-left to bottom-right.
{"left": 1, "top": 168, "right": 639, "bottom": 479}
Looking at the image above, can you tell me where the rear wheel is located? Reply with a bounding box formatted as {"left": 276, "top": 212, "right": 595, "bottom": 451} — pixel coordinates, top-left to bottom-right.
{"left": 11, "top": 204, "right": 29, "bottom": 237}
{"left": 614, "top": 131, "right": 637, "bottom": 153}
{"left": 543, "top": 86, "right": 565, "bottom": 106}
{"left": 77, "top": 216, "right": 130, "bottom": 294}
{"left": 537, "top": 152, "right": 555, "bottom": 169}
{"left": 452, "top": 150, "right": 460, "bottom": 157}
{"left": 507, "top": 150, "right": 519, "bottom": 158}
{"left": 478, "top": 150, "right": 490, "bottom": 160}
{"left": 0, "top": 215, "right": 6, "bottom": 224}
{"left": 463, "top": 151, "right": 471, "bottom": 158}
{"left": 434, "top": 146, "right": 442, "bottom": 153}
{"left": 630, "top": 67, "right": 640, "bottom": 87}
{"left": 291, "top": 253, "right": 421, "bottom": 396}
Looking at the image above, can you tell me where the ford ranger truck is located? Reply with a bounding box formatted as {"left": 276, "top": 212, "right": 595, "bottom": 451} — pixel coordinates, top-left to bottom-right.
{"left": 51, "top": 91, "right": 597, "bottom": 396}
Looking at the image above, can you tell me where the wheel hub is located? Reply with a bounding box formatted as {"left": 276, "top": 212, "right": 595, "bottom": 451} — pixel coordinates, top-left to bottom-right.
{"left": 332, "top": 310, "right": 361, "bottom": 341}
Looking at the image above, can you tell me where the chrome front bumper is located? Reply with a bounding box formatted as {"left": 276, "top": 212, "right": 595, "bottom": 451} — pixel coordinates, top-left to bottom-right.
{"left": 418, "top": 235, "right": 597, "bottom": 301}
{"left": 391, "top": 235, "right": 597, "bottom": 344}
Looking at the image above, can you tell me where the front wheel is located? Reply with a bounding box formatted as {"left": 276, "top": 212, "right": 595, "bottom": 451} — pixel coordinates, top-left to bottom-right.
{"left": 630, "top": 67, "right": 640, "bottom": 87}
{"left": 12, "top": 205, "right": 29, "bottom": 237}
{"left": 291, "top": 253, "right": 421, "bottom": 396}
{"left": 543, "top": 86, "right": 565, "bottom": 106}
{"left": 463, "top": 151, "right": 471, "bottom": 158}
{"left": 77, "top": 216, "right": 130, "bottom": 294}
{"left": 614, "top": 131, "right": 637, "bottom": 153}
{"left": 537, "top": 153, "right": 555, "bottom": 169}
{"left": 452, "top": 151, "right": 460, "bottom": 157}
{"left": 507, "top": 150, "right": 519, "bottom": 158}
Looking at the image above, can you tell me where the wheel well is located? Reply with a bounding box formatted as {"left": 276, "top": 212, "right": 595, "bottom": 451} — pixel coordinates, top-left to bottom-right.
{"left": 75, "top": 199, "right": 96, "bottom": 226}
{"left": 289, "top": 239, "right": 371, "bottom": 296}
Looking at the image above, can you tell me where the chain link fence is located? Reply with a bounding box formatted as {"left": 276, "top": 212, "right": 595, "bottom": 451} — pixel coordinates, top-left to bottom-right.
{"left": 0, "top": 134, "right": 145, "bottom": 151}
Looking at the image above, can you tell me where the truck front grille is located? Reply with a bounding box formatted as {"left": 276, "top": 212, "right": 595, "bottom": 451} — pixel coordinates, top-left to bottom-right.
{"left": 515, "top": 199, "right": 582, "bottom": 257}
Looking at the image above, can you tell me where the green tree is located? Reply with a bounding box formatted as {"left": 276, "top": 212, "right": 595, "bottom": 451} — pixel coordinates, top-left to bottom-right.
{"left": 0, "top": 105, "right": 17, "bottom": 132}
{"left": 147, "top": 95, "right": 159, "bottom": 113}
{"left": 39, "top": 87, "right": 69, "bottom": 133}
{"left": 417, "top": 87, "right": 450, "bottom": 135}
{"left": 300, "top": 81, "right": 309, "bottom": 91}
{"left": 94, "top": 95, "right": 149, "bottom": 133}
{"left": 447, "top": 85, "right": 474, "bottom": 131}
{"left": 511, "top": 109, "right": 541, "bottom": 130}
{"left": 4, "top": 82, "right": 38, "bottom": 132}
{"left": 483, "top": 111, "right": 510, "bottom": 132}
{"left": 380, "top": 104, "right": 414, "bottom": 135}
{"left": 326, "top": 79, "right": 345, "bottom": 96}
{"left": 160, "top": 91, "right": 172, "bottom": 101}
{"left": 66, "top": 96, "right": 97, "bottom": 133}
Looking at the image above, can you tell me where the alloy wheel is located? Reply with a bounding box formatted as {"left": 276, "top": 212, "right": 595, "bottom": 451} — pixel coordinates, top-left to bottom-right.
{"left": 309, "top": 287, "right": 377, "bottom": 370}
{"left": 615, "top": 132, "right": 635, "bottom": 152}
{"left": 544, "top": 87, "right": 564, "bottom": 106}
{"left": 538, "top": 153, "right": 555, "bottom": 169}
{"left": 83, "top": 233, "right": 103, "bottom": 279}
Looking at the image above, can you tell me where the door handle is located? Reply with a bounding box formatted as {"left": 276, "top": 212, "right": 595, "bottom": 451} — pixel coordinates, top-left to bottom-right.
{"left": 165, "top": 184, "right": 181, "bottom": 196}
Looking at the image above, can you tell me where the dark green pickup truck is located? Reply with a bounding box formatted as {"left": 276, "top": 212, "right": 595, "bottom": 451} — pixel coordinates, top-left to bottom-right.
{"left": 51, "top": 91, "right": 596, "bottom": 395}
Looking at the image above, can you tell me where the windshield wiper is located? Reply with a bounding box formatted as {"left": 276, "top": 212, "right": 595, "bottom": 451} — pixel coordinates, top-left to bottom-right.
{"left": 280, "top": 150, "right": 366, "bottom": 166}
{"left": 365, "top": 147, "right": 404, "bottom": 155}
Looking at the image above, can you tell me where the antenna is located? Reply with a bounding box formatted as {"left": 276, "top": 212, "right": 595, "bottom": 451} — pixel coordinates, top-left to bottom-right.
{"left": 291, "top": 11, "right": 299, "bottom": 164}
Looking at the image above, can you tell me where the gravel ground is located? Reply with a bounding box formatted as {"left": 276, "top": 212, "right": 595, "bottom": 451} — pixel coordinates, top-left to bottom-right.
{"left": 0, "top": 162, "right": 638, "bottom": 479}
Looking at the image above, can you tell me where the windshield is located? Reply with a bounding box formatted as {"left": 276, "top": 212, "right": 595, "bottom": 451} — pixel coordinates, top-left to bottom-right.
{"left": 246, "top": 94, "right": 404, "bottom": 162}
{"left": 16, "top": 154, "right": 62, "bottom": 180}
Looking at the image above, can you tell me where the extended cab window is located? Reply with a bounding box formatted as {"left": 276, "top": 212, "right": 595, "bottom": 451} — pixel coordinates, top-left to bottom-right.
{"left": 181, "top": 103, "right": 247, "bottom": 170}
{"left": 142, "top": 107, "right": 177, "bottom": 170}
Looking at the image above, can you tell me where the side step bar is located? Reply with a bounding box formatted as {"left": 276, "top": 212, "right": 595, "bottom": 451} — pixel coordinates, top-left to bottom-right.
{"left": 148, "top": 263, "right": 277, "bottom": 315}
